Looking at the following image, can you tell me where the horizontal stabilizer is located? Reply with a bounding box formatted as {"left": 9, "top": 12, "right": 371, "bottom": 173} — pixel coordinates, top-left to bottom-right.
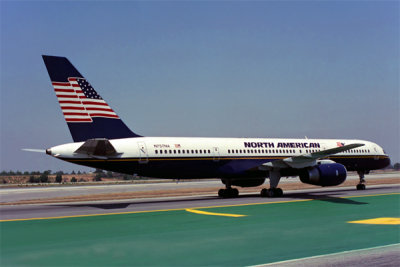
{"left": 74, "top": 138, "right": 121, "bottom": 158}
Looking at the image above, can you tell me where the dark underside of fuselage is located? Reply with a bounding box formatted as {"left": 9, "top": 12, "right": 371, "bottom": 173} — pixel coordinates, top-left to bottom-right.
{"left": 61, "top": 155, "right": 390, "bottom": 179}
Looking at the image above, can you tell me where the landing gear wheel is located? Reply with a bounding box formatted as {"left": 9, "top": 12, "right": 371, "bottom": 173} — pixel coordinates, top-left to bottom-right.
{"left": 232, "top": 188, "right": 239, "bottom": 198}
{"left": 218, "top": 188, "right": 239, "bottom": 198}
{"left": 260, "top": 188, "right": 268, "bottom": 197}
{"left": 275, "top": 188, "right": 283, "bottom": 197}
{"left": 218, "top": 189, "right": 225, "bottom": 197}
{"left": 267, "top": 189, "right": 275, "bottom": 197}
{"left": 356, "top": 184, "right": 366, "bottom": 190}
{"left": 261, "top": 188, "right": 284, "bottom": 198}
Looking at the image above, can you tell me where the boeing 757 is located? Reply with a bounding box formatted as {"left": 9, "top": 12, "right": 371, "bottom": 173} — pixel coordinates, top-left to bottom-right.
{"left": 37, "top": 55, "right": 390, "bottom": 198}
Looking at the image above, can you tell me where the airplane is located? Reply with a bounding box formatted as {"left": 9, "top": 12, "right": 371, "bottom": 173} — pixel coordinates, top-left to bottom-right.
{"left": 37, "top": 55, "right": 390, "bottom": 198}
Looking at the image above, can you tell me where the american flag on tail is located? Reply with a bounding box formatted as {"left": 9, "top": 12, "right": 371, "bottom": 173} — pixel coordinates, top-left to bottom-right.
{"left": 52, "top": 77, "right": 119, "bottom": 122}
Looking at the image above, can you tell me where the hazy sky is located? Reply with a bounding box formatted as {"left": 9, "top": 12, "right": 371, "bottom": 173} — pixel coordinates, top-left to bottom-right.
{"left": 1, "top": 1, "right": 399, "bottom": 172}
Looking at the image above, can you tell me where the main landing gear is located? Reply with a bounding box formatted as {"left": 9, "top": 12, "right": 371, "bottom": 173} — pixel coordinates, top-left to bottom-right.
{"left": 218, "top": 180, "right": 239, "bottom": 198}
{"left": 356, "top": 170, "right": 366, "bottom": 190}
{"left": 218, "top": 188, "right": 239, "bottom": 198}
{"left": 260, "top": 187, "right": 283, "bottom": 197}
{"left": 260, "top": 170, "right": 283, "bottom": 198}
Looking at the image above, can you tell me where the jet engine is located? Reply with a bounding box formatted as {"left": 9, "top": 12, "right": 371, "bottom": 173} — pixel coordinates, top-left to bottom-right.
{"left": 299, "top": 163, "right": 347, "bottom": 186}
{"left": 222, "top": 178, "right": 266, "bottom": 188}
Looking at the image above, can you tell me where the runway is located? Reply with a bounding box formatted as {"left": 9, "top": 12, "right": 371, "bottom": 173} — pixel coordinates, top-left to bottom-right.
{"left": 1, "top": 185, "right": 399, "bottom": 266}
{"left": 1, "top": 184, "right": 398, "bottom": 221}
{"left": 0, "top": 172, "right": 398, "bottom": 204}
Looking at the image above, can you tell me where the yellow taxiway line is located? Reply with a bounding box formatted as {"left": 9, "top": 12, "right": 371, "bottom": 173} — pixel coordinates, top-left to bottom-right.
{"left": 348, "top": 217, "right": 400, "bottom": 225}
{"left": 185, "top": 208, "right": 246, "bottom": 217}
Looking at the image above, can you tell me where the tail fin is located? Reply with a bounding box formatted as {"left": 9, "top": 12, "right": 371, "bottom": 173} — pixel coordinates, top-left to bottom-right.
{"left": 42, "top": 55, "right": 141, "bottom": 142}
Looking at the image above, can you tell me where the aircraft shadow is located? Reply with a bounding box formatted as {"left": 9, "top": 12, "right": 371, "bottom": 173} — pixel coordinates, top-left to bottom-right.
{"left": 55, "top": 187, "right": 369, "bottom": 210}
{"left": 280, "top": 191, "right": 368, "bottom": 205}
{"left": 56, "top": 196, "right": 218, "bottom": 210}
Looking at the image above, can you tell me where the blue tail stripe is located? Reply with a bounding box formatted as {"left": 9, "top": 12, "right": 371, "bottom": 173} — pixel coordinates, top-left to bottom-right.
{"left": 67, "top": 118, "right": 140, "bottom": 142}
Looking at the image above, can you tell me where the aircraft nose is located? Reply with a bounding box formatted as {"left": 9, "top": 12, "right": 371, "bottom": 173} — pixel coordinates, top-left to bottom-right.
{"left": 46, "top": 149, "right": 52, "bottom": 155}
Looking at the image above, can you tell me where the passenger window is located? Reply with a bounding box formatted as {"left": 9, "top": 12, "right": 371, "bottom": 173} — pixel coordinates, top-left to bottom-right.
{"left": 199, "top": 150, "right": 202, "bottom": 154}
{"left": 195, "top": 150, "right": 198, "bottom": 153}
{"left": 182, "top": 150, "right": 185, "bottom": 154}
{"left": 174, "top": 150, "right": 176, "bottom": 154}
{"left": 160, "top": 150, "right": 163, "bottom": 154}
{"left": 155, "top": 150, "right": 158, "bottom": 154}
{"left": 191, "top": 150, "right": 194, "bottom": 153}
{"left": 228, "top": 150, "right": 230, "bottom": 153}
{"left": 178, "top": 150, "right": 181, "bottom": 154}
{"left": 204, "top": 150, "right": 206, "bottom": 154}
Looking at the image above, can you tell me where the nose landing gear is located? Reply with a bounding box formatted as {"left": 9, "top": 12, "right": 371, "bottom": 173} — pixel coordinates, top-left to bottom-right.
{"left": 356, "top": 170, "right": 366, "bottom": 190}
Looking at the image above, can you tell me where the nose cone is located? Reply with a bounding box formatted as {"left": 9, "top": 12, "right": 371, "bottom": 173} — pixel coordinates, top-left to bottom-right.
{"left": 46, "top": 149, "right": 52, "bottom": 155}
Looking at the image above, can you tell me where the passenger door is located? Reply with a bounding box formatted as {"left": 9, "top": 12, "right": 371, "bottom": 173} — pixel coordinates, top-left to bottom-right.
{"left": 213, "top": 147, "right": 220, "bottom": 162}
{"left": 137, "top": 141, "right": 149, "bottom": 164}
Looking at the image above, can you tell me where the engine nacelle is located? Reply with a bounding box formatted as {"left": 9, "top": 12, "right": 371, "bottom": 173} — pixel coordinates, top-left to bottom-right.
{"left": 222, "top": 178, "right": 266, "bottom": 188}
{"left": 300, "top": 163, "right": 347, "bottom": 186}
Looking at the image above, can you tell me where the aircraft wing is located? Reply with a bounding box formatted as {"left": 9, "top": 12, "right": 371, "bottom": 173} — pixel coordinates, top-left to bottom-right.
{"left": 259, "top": 143, "right": 365, "bottom": 170}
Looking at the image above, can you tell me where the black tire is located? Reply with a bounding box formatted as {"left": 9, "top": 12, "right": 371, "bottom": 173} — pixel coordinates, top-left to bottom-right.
{"left": 275, "top": 188, "right": 283, "bottom": 197}
{"left": 218, "top": 189, "right": 225, "bottom": 197}
{"left": 357, "top": 184, "right": 366, "bottom": 190}
{"left": 232, "top": 188, "right": 239, "bottom": 198}
{"left": 260, "top": 188, "right": 268, "bottom": 197}
{"left": 267, "top": 189, "right": 275, "bottom": 198}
